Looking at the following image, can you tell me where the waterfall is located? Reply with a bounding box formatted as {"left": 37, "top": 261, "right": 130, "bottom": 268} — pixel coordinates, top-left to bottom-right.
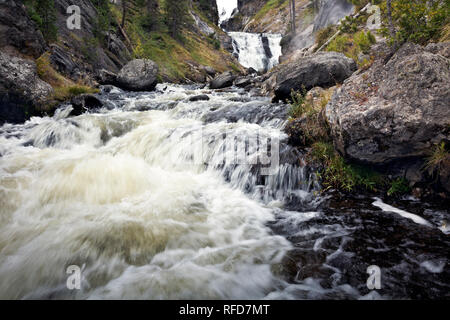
{"left": 215, "top": 0, "right": 282, "bottom": 72}
{"left": 229, "top": 32, "right": 282, "bottom": 73}
{"left": 216, "top": 0, "right": 238, "bottom": 25}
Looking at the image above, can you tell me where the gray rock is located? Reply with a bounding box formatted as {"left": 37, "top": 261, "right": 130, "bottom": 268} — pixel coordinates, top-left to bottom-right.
{"left": 70, "top": 94, "right": 103, "bottom": 116}
{"left": 273, "top": 52, "right": 357, "bottom": 102}
{"left": 203, "top": 66, "right": 217, "bottom": 76}
{"left": 425, "top": 41, "right": 450, "bottom": 59}
{"left": 326, "top": 42, "right": 450, "bottom": 165}
{"left": 49, "top": 44, "right": 79, "bottom": 79}
{"left": 210, "top": 71, "right": 236, "bottom": 89}
{"left": 234, "top": 77, "right": 252, "bottom": 88}
{"left": 189, "top": 94, "right": 210, "bottom": 102}
{"left": 116, "top": 59, "right": 159, "bottom": 91}
{"left": 0, "top": 0, "right": 46, "bottom": 58}
{"left": 0, "top": 51, "right": 53, "bottom": 123}
{"left": 96, "top": 69, "right": 118, "bottom": 85}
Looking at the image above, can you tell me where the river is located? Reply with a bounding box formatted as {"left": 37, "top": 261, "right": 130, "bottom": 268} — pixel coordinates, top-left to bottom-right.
{"left": 0, "top": 85, "right": 448, "bottom": 299}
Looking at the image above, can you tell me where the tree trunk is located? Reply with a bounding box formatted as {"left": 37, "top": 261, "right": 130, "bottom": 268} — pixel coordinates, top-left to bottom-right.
{"left": 386, "top": 0, "right": 395, "bottom": 39}
{"left": 290, "top": 0, "right": 296, "bottom": 34}
{"left": 121, "top": 0, "right": 127, "bottom": 28}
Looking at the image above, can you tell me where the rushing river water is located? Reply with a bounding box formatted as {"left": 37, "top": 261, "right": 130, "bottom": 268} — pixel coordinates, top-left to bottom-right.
{"left": 0, "top": 85, "right": 448, "bottom": 299}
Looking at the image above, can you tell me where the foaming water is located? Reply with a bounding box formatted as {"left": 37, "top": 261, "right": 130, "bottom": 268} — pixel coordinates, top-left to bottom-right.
{"left": 0, "top": 84, "right": 307, "bottom": 299}
{"left": 1, "top": 84, "right": 448, "bottom": 300}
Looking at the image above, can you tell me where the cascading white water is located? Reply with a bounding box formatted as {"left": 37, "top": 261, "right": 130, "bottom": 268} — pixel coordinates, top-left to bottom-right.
{"left": 216, "top": 0, "right": 238, "bottom": 25}
{"left": 229, "top": 32, "right": 282, "bottom": 73}
{"left": 0, "top": 85, "right": 317, "bottom": 299}
{"left": 215, "top": 0, "right": 282, "bottom": 72}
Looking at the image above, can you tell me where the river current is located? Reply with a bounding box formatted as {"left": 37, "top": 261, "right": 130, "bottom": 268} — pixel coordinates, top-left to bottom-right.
{"left": 0, "top": 85, "right": 448, "bottom": 299}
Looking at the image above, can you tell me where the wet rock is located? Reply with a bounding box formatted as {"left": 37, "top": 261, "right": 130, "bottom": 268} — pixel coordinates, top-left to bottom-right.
{"left": 0, "top": 51, "right": 53, "bottom": 123}
{"left": 0, "top": 0, "right": 46, "bottom": 58}
{"left": 203, "top": 101, "right": 287, "bottom": 125}
{"left": 96, "top": 69, "right": 118, "bottom": 85}
{"left": 189, "top": 94, "right": 210, "bottom": 102}
{"left": 234, "top": 77, "right": 252, "bottom": 88}
{"left": 209, "top": 71, "right": 236, "bottom": 89}
{"left": 273, "top": 52, "right": 357, "bottom": 102}
{"left": 439, "top": 156, "right": 450, "bottom": 194}
{"left": 247, "top": 67, "right": 258, "bottom": 75}
{"left": 116, "top": 59, "right": 159, "bottom": 91}
{"left": 70, "top": 94, "right": 103, "bottom": 116}
{"left": 326, "top": 42, "right": 450, "bottom": 165}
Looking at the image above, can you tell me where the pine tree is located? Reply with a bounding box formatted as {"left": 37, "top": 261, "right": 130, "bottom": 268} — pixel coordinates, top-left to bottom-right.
{"left": 35, "top": 0, "right": 58, "bottom": 42}
{"left": 164, "top": 0, "right": 189, "bottom": 39}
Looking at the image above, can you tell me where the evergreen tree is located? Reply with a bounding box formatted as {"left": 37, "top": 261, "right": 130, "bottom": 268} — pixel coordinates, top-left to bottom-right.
{"left": 35, "top": 0, "right": 58, "bottom": 42}
{"left": 164, "top": 0, "right": 189, "bottom": 39}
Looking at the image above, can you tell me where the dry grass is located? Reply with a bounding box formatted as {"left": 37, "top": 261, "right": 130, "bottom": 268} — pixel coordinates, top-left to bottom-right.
{"left": 36, "top": 52, "right": 98, "bottom": 104}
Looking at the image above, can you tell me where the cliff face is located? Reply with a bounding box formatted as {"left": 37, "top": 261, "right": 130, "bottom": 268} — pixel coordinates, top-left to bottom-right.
{"left": 0, "top": 0, "right": 46, "bottom": 58}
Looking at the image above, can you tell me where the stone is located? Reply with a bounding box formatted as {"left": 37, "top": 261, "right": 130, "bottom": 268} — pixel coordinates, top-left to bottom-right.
{"left": 325, "top": 42, "right": 450, "bottom": 165}
{"left": 209, "top": 71, "right": 236, "bottom": 89}
{"left": 0, "top": 51, "right": 53, "bottom": 123}
{"left": 0, "top": 0, "right": 46, "bottom": 58}
{"left": 189, "top": 94, "right": 210, "bottom": 102}
{"left": 273, "top": 52, "right": 357, "bottom": 102}
{"left": 116, "top": 59, "right": 159, "bottom": 91}
{"left": 70, "top": 94, "right": 103, "bottom": 116}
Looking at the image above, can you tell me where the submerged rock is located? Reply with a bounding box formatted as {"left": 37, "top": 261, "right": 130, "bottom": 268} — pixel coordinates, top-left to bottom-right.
{"left": 209, "top": 71, "right": 236, "bottom": 89}
{"left": 70, "top": 94, "right": 103, "bottom": 116}
{"left": 189, "top": 94, "right": 210, "bottom": 102}
{"left": 273, "top": 52, "right": 357, "bottom": 102}
{"left": 116, "top": 59, "right": 159, "bottom": 91}
{"left": 326, "top": 42, "right": 450, "bottom": 166}
{"left": 0, "top": 51, "right": 53, "bottom": 123}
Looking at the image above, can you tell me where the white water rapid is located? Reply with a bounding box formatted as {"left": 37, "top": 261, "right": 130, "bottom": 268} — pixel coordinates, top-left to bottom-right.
{"left": 0, "top": 85, "right": 317, "bottom": 299}
{"left": 1, "top": 84, "right": 449, "bottom": 299}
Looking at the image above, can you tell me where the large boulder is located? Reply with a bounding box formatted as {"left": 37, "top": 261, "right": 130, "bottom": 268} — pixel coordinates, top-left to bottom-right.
{"left": 326, "top": 43, "right": 450, "bottom": 165}
{"left": 209, "top": 71, "right": 236, "bottom": 89}
{"left": 0, "top": 0, "right": 46, "bottom": 58}
{"left": 0, "top": 51, "right": 53, "bottom": 123}
{"left": 116, "top": 59, "right": 159, "bottom": 91}
{"left": 273, "top": 52, "right": 357, "bottom": 102}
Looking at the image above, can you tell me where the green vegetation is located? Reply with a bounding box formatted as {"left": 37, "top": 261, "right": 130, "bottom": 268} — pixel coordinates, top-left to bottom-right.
{"left": 309, "top": 141, "right": 386, "bottom": 192}
{"left": 25, "top": 0, "right": 58, "bottom": 42}
{"left": 164, "top": 0, "right": 190, "bottom": 40}
{"left": 252, "top": 0, "right": 288, "bottom": 24}
{"left": 379, "top": 0, "right": 450, "bottom": 45}
{"left": 425, "top": 142, "right": 449, "bottom": 175}
{"left": 36, "top": 52, "right": 98, "bottom": 106}
{"left": 287, "top": 88, "right": 394, "bottom": 194}
{"left": 325, "top": 30, "right": 376, "bottom": 64}
{"left": 110, "top": 0, "right": 239, "bottom": 81}
{"left": 387, "top": 178, "right": 410, "bottom": 196}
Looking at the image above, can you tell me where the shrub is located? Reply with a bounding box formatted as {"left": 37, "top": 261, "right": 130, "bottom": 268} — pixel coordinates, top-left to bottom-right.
{"left": 354, "top": 31, "right": 376, "bottom": 54}
{"left": 388, "top": 178, "right": 411, "bottom": 196}
{"left": 425, "top": 142, "right": 449, "bottom": 175}
{"left": 380, "top": 0, "right": 450, "bottom": 45}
